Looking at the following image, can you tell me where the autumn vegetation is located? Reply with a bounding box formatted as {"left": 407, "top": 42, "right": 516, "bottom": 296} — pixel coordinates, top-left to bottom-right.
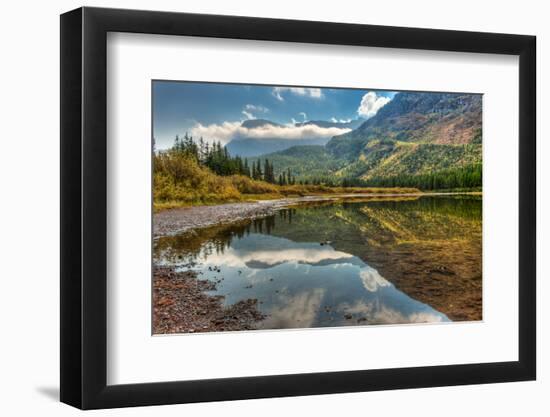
{"left": 153, "top": 135, "right": 420, "bottom": 210}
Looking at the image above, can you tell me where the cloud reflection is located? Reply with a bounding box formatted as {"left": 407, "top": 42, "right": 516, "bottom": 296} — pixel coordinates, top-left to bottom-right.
{"left": 359, "top": 266, "right": 391, "bottom": 292}
{"left": 261, "top": 288, "right": 325, "bottom": 329}
{"left": 200, "top": 235, "right": 355, "bottom": 269}
{"left": 336, "top": 300, "right": 446, "bottom": 324}
{"left": 180, "top": 232, "right": 450, "bottom": 328}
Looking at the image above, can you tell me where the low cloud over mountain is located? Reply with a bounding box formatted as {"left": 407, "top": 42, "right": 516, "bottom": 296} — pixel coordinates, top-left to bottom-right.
{"left": 208, "top": 119, "right": 358, "bottom": 157}
{"left": 189, "top": 118, "right": 352, "bottom": 146}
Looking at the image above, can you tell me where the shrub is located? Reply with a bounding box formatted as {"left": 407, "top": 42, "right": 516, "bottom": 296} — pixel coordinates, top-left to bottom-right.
{"left": 154, "top": 151, "right": 241, "bottom": 205}
{"left": 229, "top": 175, "right": 279, "bottom": 194}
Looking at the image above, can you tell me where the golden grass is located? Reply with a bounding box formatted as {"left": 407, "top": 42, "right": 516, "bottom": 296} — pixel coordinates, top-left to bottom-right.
{"left": 153, "top": 152, "right": 422, "bottom": 211}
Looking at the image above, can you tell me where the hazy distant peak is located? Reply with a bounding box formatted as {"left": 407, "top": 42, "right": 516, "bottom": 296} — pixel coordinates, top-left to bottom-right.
{"left": 240, "top": 119, "right": 282, "bottom": 129}
{"left": 294, "top": 119, "right": 364, "bottom": 129}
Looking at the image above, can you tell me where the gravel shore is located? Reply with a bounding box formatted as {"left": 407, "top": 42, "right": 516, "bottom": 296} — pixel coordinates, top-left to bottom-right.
{"left": 153, "top": 193, "right": 443, "bottom": 238}
{"left": 153, "top": 196, "right": 337, "bottom": 238}
{"left": 153, "top": 266, "right": 265, "bottom": 334}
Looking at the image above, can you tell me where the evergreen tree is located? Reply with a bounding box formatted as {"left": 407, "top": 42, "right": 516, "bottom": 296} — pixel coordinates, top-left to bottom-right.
{"left": 252, "top": 160, "right": 262, "bottom": 180}
{"left": 264, "top": 159, "right": 275, "bottom": 183}
{"left": 198, "top": 137, "right": 205, "bottom": 162}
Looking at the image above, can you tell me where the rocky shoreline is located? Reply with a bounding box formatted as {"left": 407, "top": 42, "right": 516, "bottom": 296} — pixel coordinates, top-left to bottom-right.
{"left": 153, "top": 193, "right": 456, "bottom": 238}
{"left": 153, "top": 196, "right": 334, "bottom": 238}
{"left": 153, "top": 266, "right": 265, "bottom": 334}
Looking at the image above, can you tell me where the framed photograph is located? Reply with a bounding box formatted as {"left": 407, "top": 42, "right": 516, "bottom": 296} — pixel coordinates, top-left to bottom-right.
{"left": 60, "top": 6, "right": 536, "bottom": 409}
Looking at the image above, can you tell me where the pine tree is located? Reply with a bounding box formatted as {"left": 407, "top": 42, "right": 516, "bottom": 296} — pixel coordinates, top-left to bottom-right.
{"left": 264, "top": 159, "right": 275, "bottom": 183}
{"left": 198, "top": 137, "right": 205, "bottom": 162}
{"left": 259, "top": 160, "right": 263, "bottom": 180}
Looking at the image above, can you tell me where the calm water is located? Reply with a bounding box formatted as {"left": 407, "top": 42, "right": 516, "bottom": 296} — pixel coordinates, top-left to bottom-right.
{"left": 154, "top": 196, "right": 482, "bottom": 329}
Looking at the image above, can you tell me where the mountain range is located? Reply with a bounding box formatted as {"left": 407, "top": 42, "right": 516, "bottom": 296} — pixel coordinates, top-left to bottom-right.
{"left": 238, "top": 92, "right": 483, "bottom": 183}
{"left": 225, "top": 119, "right": 362, "bottom": 157}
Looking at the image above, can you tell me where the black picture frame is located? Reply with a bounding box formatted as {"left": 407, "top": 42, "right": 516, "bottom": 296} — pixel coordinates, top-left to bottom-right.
{"left": 60, "top": 6, "right": 536, "bottom": 410}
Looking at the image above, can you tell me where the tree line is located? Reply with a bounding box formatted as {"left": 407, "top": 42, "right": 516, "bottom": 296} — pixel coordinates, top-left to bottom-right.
{"left": 159, "top": 134, "right": 481, "bottom": 191}
{"left": 166, "top": 134, "right": 296, "bottom": 185}
{"left": 348, "top": 164, "right": 482, "bottom": 190}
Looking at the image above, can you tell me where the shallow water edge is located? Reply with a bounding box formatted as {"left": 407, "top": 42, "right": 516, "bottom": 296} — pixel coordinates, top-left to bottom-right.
{"left": 153, "top": 195, "right": 482, "bottom": 334}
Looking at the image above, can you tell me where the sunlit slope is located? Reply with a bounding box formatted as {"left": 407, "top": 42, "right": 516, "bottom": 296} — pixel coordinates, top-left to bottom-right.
{"left": 253, "top": 93, "right": 482, "bottom": 186}
{"left": 335, "top": 140, "right": 482, "bottom": 180}
{"left": 327, "top": 92, "right": 482, "bottom": 159}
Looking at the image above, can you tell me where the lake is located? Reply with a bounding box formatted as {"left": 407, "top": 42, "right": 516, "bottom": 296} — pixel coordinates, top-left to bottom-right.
{"left": 154, "top": 195, "right": 482, "bottom": 331}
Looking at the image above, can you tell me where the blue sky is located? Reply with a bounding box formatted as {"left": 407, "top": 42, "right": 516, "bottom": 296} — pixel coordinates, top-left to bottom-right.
{"left": 153, "top": 81, "right": 396, "bottom": 149}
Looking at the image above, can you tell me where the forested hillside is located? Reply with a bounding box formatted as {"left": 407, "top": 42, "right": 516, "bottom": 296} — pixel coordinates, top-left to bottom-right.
{"left": 249, "top": 146, "right": 346, "bottom": 185}
{"left": 153, "top": 135, "right": 418, "bottom": 209}
{"left": 251, "top": 92, "right": 482, "bottom": 189}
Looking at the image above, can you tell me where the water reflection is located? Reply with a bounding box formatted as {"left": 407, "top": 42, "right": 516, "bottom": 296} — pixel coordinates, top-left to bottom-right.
{"left": 155, "top": 197, "right": 477, "bottom": 329}
{"left": 155, "top": 196, "right": 482, "bottom": 328}
{"left": 186, "top": 233, "right": 449, "bottom": 328}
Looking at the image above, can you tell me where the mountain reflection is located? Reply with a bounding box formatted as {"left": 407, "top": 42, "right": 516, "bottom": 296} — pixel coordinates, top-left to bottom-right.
{"left": 202, "top": 234, "right": 358, "bottom": 269}
{"left": 155, "top": 202, "right": 454, "bottom": 329}
{"left": 154, "top": 196, "right": 482, "bottom": 322}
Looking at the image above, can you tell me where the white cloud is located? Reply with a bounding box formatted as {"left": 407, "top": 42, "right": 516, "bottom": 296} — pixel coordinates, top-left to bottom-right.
{"left": 242, "top": 104, "right": 269, "bottom": 120}
{"left": 244, "top": 104, "right": 269, "bottom": 113}
{"left": 189, "top": 120, "right": 352, "bottom": 145}
{"left": 241, "top": 110, "right": 255, "bottom": 120}
{"left": 331, "top": 117, "right": 353, "bottom": 124}
{"left": 272, "top": 87, "right": 323, "bottom": 101}
{"left": 298, "top": 112, "right": 307, "bottom": 121}
{"left": 357, "top": 91, "right": 391, "bottom": 119}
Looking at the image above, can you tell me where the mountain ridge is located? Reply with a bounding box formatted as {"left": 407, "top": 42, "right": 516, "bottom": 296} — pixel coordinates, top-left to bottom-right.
{"left": 327, "top": 92, "right": 482, "bottom": 159}
{"left": 250, "top": 92, "right": 482, "bottom": 184}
